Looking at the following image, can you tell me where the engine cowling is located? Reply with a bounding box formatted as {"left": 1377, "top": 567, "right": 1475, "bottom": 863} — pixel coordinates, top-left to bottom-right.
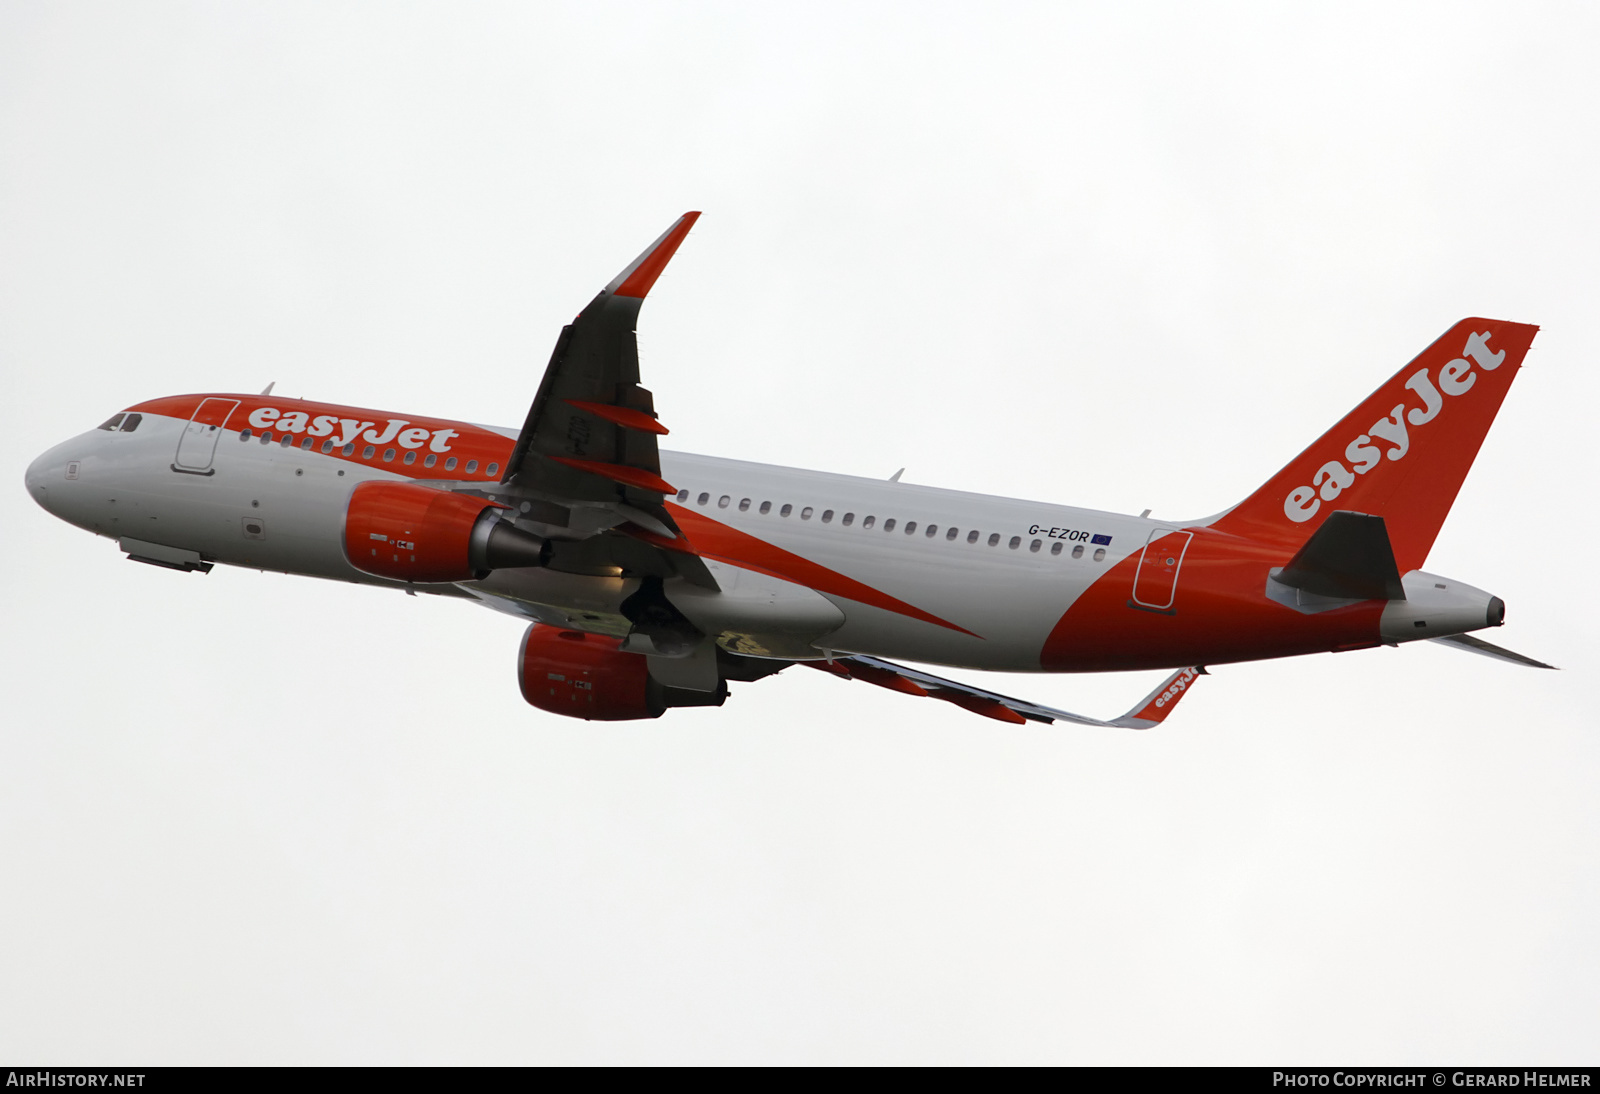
{"left": 343, "top": 480, "right": 549, "bottom": 583}
{"left": 518, "top": 624, "right": 727, "bottom": 721}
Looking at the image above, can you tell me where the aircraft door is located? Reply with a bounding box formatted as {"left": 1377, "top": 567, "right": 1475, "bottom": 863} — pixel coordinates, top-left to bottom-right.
{"left": 1131, "top": 528, "right": 1193, "bottom": 612}
{"left": 173, "top": 398, "right": 240, "bottom": 475}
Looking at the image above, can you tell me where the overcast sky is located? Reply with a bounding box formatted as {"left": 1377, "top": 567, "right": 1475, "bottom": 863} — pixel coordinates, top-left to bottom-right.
{"left": 3, "top": 1, "right": 1597, "bottom": 1064}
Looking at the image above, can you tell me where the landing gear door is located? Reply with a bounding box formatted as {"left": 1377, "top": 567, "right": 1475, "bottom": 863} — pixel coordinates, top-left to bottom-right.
{"left": 1131, "top": 528, "right": 1193, "bottom": 612}
{"left": 173, "top": 398, "right": 240, "bottom": 475}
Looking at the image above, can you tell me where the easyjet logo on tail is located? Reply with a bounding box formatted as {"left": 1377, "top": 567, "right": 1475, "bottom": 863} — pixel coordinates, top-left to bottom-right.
{"left": 1283, "top": 331, "right": 1506, "bottom": 523}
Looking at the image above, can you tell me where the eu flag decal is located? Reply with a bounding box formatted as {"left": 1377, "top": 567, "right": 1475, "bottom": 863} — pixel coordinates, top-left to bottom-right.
{"left": 1091, "top": 533, "right": 1113, "bottom": 546}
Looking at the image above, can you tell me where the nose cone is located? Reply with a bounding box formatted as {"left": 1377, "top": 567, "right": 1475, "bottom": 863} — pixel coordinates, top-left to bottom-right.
{"left": 25, "top": 438, "right": 82, "bottom": 520}
{"left": 25, "top": 448, "right": 53, "bottom": 511}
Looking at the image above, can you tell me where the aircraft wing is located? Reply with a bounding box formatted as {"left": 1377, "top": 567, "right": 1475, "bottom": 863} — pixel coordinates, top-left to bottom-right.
{"left": 807, "top": 655, "right": 1206, "bottom": 729}
{"left": 501, "top": 212, "right": 700, "bottom": 541}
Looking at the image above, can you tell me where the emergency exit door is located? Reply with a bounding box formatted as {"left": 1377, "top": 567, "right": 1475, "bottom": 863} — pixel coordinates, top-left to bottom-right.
{"left": 1130, "top": 528, "right": 1193, "bottom": 612}
{"left": 172, "top": 398, "right": 240, "bottom": 475}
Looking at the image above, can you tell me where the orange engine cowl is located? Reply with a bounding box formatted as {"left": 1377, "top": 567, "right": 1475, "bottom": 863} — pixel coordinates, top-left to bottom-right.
{"left": 518, "top": 624, "right": 727, "bottom": 721}
{"left": 343, "top": 481, "right": 549, "bottom": 584}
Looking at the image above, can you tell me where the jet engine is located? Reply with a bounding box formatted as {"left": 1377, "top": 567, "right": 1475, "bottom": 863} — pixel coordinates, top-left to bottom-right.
{"left": 343, "top": 481, "right": 549, "bottom": 583}
{"left": 518, "top": 624, "right": 727, "bottom": 721}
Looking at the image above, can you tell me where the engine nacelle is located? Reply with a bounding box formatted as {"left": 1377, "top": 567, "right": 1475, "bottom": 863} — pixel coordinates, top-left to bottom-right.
{"left": 343, "top": 481, "right": 549, "bottom": 584}
{"left": 518, "top": 624, "right": 727, "bottom": 721}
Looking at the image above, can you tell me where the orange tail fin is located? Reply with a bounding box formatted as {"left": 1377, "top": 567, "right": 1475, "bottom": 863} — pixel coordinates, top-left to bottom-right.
{"left": 1210, "top": 318, "right": 1538, "bottom": 571}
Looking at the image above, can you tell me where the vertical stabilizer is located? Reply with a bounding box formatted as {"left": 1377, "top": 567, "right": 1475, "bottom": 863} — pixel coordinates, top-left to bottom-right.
{"left": 1211, "top": 319, "right": 1537, "bottom": 571}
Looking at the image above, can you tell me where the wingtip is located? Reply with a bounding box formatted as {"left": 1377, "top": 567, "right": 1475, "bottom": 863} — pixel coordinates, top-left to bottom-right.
{"left": 1112, "top": 666, "right": 1205, "bottom": 729}
{"left": 607, "top": 211, "right": 703, "bottom": 300}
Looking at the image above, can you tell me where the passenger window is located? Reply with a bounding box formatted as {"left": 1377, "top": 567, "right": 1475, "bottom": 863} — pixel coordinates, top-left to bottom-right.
{"left": 97, "top": 414, "right": 126, "bottom": 431}
{"left": 404, "top": 451, "right": 416, "bottom": 464}
{"left": 121, "top": 414, "right": 142, "bottom": 432}
{"left": 445, "top": 456, "right": 458, "bottom": 470}
{"left": 262, "top": 432, "right": 274, "bottom": 444}
{"left": 281, "top": 435, "right": 293, "bottom": 448}
{"left": 1051, "top": 542, "right": 1063, "bottom": 555}
{"left": 904, "top": 522, "right": 917, "bottom": 535}
{"left": 240, "top": 429, "right": 252, "bottom": 441}
{"left": 486, "top": 463, "right": 498, "bottom": 477}
{"left": 297, "top": 438, "right": 308, "bottom": 450}
{"left": 424, "top": 454, "right": 436, "bottom": 468}
{"left": 1072, "top": 544, "right": 1084, "bottom": 559}
{"left": 821, "top": 510, "right": 834, "bottom": 523}
{"left": 322, "top": 440, "right": 334, "bottom": 454}
{"left": 1009, "top": 536, "right": 1021, "bottom": 550}
{"left": 739, "top": 498, "right": 750, "bottom": 512}
{"left": 698, "top": 492, "right": 710, "bottom": 505}
{"left": 925, "top": 525, "right": 938, "bottom": 538}
{"left": 781, "top": 504, "right": 792, "bottom": 517}
{"left": 759, "top": 501, "right": 771, "bottom": 514}
{"left": 801, "top": 507, "right": 813, "bottom": 520}
{"left": 465, "top": 459, "right": 478, "bottom": 473}
{"left": 883, "top": 519, "right": 895, "bottom": 532}
{"left": 1030, "top": 539, "right": 1041, "bottom": 553}
{"left": 677, "top": 489, "right": 690, "bottom": 502}
{"left": 966, "top": 530, "right": 978, "bottom": 544}
{"left": 362, "top": 445, "right": 375, "bottom": 459}
{"left": 1093, "top": 547, "right": 1106, "bottom": 562}
{"left": 842, "top": 513, "right": 855, "bottom": 526}
{"left": 946, "top": 527, "right": 958, "bottom": 541}
{"left": 988, "top": 533, "right": 1000, "bottom": 546}
{"left": 344, "top": 443, "right": 356, "bottom": 456}
{"left": 718, "top": 495, "right": 730, "bottom": 508}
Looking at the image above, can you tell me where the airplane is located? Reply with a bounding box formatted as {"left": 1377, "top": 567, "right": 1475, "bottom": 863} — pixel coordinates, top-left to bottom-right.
{"left": 22, "top": 212, "right": 1554, "bottom": 728}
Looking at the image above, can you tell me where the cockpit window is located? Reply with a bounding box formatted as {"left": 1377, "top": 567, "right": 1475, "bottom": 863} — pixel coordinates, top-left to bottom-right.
{"left": 96, "top": 413, "right": 143, "bottom": 432}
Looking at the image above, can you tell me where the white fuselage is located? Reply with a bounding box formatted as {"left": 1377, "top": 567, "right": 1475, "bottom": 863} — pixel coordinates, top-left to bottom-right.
{"left": 26, "top": 406, "right": 1157, "bottom": 673}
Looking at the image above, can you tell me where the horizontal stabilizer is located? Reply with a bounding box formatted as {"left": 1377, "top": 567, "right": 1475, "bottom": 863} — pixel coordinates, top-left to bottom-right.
{"left": 1276, "top": 511, "right": 1404, "bottom": 601}
{"left": 1431, "top": 632, "right": 1557, "bottom": 669}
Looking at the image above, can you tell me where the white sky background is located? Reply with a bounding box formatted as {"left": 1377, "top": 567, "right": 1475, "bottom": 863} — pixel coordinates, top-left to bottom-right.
{"left": 2, "top": 1, "right": 1597, "bottom": 1064}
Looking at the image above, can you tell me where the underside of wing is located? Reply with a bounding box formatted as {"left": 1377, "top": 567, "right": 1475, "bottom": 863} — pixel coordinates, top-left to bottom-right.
{"left": 505, "top": 212, "right": 696, "bottom": 508}
{"left": 484, "top": 212, "right": 719, "bottom": 587}
{"left": 806, "top": 655, "right": 1207, "bottom": 729}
